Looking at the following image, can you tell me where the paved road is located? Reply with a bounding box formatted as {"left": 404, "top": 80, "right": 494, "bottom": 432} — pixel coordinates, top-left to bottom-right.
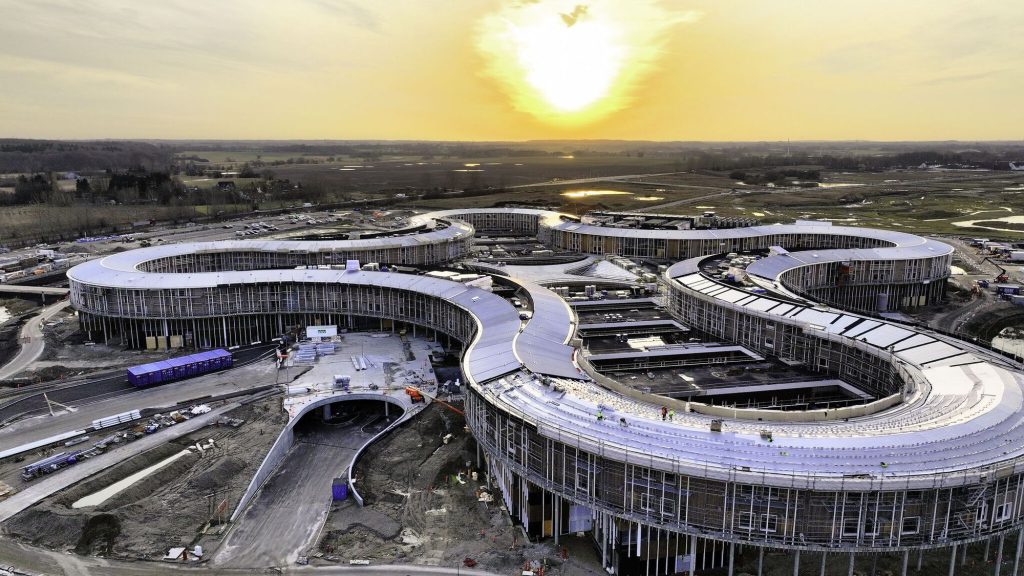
{"left": 636, "top": 190, "right": 735, "bottom": 213}
{"left": 0, "top": 299, "right": 70, "bottom": 382}
{"left": 0, "top": 356, "right": 280, "bottom": 464}
{"left": 213, "top": 411, "right": 386, "bottom": 568}
{"left": 507, "top": 171, "right": 689, "bottom": 189}
{"left": 0, "top": 401, "right": 242, "bottom": 523}
{"left": 0, "top": 284, "right": 69, "bottom": 297}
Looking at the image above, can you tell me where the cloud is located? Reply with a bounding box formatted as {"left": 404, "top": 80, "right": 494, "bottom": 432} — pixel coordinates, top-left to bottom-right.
{"left": 305, "top": 0, "right": 382, "bottom": 32}
{"left": 916, "top": 69, "right": 1009, "bottom": 86}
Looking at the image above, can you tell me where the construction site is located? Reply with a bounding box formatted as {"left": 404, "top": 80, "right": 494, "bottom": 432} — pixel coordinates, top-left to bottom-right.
{"left": 5, "top": 203, "right": 1024, "bottom": 576}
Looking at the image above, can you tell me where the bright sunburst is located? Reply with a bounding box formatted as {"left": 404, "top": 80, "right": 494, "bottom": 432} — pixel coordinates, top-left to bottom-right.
{"left": 476, "top": 0, "right": 697, "bottom": 126}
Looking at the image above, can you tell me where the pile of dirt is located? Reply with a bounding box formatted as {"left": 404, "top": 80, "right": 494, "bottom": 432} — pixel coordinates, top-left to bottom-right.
{"left": 3, "top": 397, "right": 287, "bottom": 559}
{"left": 75, "top": 514, "right": 121, "bottom": 556}
{"left": 3, "top": 508, "right": 85, "bottom": 548}
{"left": 187, "top": 457, "right": 246, "bottom": 492}
{"left": 0, "top": 321, "right": 21, "bottom": 372}
{"left": 321, "top": 403, "right": 541, "bottom": 572}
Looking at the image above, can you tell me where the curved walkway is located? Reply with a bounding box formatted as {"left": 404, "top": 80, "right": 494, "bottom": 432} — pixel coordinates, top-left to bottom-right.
{"left": 0, "top": 299, "right": 70, "bottom": 382}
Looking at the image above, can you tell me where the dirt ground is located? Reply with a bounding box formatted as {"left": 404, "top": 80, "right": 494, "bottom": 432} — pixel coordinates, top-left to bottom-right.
{"left": 3, "top": 306, "right": 172, "bottom": 385}
{"left": 0, "top": 297, "right": 42, "bottom": 371}
{"left": 319, "top": 402, "right": 605, "bottom": 574}
{"left": 2, "top": 396, "right": 287, "bottom": 559}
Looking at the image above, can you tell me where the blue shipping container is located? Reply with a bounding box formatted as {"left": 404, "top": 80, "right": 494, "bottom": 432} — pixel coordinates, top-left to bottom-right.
{"left": 127, "top": 349, "right": 233, "bottom": 387}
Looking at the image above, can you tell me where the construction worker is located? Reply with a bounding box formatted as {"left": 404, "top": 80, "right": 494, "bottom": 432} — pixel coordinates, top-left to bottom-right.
{"left": 660, "top": 405, "right": 668, "bottom": 421}
{"left": 596, "top": 408, "right": 604, "bottom": 421}
{"left": 668, "top": 409, "right": 675, "bottom": 421}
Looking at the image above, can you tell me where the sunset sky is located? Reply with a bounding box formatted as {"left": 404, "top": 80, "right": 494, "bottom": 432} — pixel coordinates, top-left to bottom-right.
{"left": 1, "top": 0, "right": 1022, "bottom": 141}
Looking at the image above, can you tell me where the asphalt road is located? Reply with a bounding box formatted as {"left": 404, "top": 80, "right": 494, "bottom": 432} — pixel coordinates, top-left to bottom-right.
{"left": 0, "top": 299, "right": 70, "bottom": 382}
{"left": 0, "top": 402, "right": 243, "bottom": 523}
{"left": 213, "top": 410, "right": 388, "bottom": 568}
{"left": 0, "top": 344, "right": 275, "bottom": 425}
{"left": 0, "top": 351, "right": 280, "bottom": 463}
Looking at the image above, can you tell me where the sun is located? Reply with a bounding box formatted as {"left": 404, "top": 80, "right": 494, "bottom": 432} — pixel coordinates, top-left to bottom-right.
{"left": 511, "top": 14, "right": 625, "bottom": 112}
{"left": 476, "top": 1, "right": 696, "bottom": 126}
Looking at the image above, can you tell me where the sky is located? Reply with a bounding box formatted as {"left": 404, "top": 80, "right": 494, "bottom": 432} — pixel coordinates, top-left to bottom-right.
{"left": 0, "top": 0, "right": 1022, "bottom": 141}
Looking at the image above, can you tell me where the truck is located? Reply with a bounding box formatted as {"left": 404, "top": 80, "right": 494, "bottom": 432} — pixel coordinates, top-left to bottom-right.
{"left": 21, "top": 451, "right": 81, "bottom": 481}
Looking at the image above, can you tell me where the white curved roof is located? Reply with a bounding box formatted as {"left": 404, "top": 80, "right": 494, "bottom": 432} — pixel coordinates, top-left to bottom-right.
{"left": 66, "top": 208, "right": 1022, "bottom": 486}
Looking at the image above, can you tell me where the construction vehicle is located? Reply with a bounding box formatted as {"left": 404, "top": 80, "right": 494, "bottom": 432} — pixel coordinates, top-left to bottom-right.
{"left": 404, "top": 387, "right": 424, "bottom": 403}
{"left": 405, "top": 386, "right": 464, "bottom": 415}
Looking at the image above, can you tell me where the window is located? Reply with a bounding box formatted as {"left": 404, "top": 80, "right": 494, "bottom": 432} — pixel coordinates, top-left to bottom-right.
{"left": 639, "top": 493, "right": 654, "bottom": 512}
{"left": 575, "top": 465, "right": 589, "bottom": 493}
{"left": 843, "top": 518, "right": 860, "bottom": 537}
{"left": 738, "top": 512, "right": 756, "bottom": 530}
{"left": 977, "top": 503, "right": 989, "bottom": 526}
{"left": 901, "top": 517, "right": 920, "bottom": 535}
{"left": 864, "top": 518, "right": 881, "bottom": 536}
{"left": 764, "top": 337, "right": 775, "bottom": 349}
{"left": 760, "top": 514, "right": 779, "bottom": 533}
{"left": 660, "top": 497, "right": 676, "bottom": 518}
{"left": 818, "top": 357, "right": 829, "bottom": 368}
{"left": 996, "top": 503, "right": 1013, "bottom": 522}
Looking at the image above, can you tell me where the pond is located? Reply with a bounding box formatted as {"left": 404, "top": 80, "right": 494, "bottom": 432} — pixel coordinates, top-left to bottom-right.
{"left": 561, "top": 190, "right": 633, "bottom": 199}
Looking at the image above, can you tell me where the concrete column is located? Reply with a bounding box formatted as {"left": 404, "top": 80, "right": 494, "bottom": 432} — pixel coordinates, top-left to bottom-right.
{"left": 949, "top": 544, "right": 958, "bottom": 576}
{"left": 689, "top": 536, "right": 696, "bottom": 576}
{"left": 1013, "top": 528, "right": 1024, "bottom": 576}
{"left": 962, "top": 542, "right": 968, "bottom": 566}
{"left": 987, "top": 538, "right": 992, "bottom": 562}
{"left": 918, "top": 550, "right": 924, "bottom": 572}
{"left": 322, "top": 403, "right": 332, "bottom": 420}
{"left": 849, "top": 552, "right": 855, "bottom": 576}
{"left": 996, "top": 535, "right": 1005, "bottom": 576}
{"left": 384, "top": 402, "right": 390, "bottom": 418}
{"left": 553, "top": 495, "right": 559, "bottom": 546}
{"left": 758, "top": 547, "right": 764, "bottom": 576}
{"left": 820, "top": 552, "right": 826, "bottom": 576}
{"left": 728, "top": 542, "right": 735, "bottom": 576}
{"left": 901, "top": 550, "right": 909, "bottom": 576}
{"left": 794, "top": 550, "right": 800, "bottom": 576}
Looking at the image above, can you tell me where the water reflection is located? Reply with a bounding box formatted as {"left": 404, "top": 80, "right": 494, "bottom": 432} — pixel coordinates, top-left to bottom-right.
{"left": 561, "top": 190, "right": 633, "bottom": 198}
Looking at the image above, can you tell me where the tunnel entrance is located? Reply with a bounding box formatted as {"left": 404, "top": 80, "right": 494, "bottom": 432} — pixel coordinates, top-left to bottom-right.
{"left": 293, "top": 399, "right": 405, "bottom": 438}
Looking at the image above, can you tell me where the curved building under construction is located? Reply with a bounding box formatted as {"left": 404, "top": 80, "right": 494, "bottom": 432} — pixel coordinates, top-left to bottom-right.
{"left": 67, "top": 208, "right": 1024, "bottom": 575}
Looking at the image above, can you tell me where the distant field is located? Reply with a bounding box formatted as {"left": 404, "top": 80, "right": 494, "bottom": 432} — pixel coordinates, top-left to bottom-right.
{"left": 176, "top": 150, "right": 349, "bottom": 164}
{"left": 711, "top": 170, "right": 1024, "bottom": 236}
{"left": 264, "top": 155, "right": 682, "bottom": 196}
{"left": 0, "top": 205, "right": 193, "bottom": 244}
{"left": 178, "top": 176, "right": 261, "bottom": 188}
{"left": 4, "top": 158, "right": 1024, "bottom": 245}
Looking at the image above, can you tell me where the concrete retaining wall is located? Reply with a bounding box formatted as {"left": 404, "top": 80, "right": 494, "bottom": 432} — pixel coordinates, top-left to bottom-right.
{"left": 228, "top": 391, "right": 409, "bottom": 522}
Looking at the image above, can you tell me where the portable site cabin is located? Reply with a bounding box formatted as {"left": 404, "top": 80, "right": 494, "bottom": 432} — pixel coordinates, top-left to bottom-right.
{"left": 127, "top": 349, "right": 233, "bottom": 387}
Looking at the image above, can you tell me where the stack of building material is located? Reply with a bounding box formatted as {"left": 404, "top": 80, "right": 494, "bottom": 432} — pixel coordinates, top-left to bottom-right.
{"left": 293, "top": 344, "right": 317, "bottom": 364}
